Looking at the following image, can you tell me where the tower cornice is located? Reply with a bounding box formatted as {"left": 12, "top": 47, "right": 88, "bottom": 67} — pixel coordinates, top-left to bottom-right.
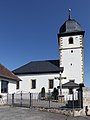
{"left": 58, "top": 31, "right": 85, "bottom": 37}
{"left": 59, "top": 46, "right": 84, "bottom": 51}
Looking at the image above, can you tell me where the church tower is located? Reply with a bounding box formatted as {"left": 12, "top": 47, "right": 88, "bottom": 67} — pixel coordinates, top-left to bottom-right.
{"left": 58, "top": 10, "right": 85, "bottom": 85}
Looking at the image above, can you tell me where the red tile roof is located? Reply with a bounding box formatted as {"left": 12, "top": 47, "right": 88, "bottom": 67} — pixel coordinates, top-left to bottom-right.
{"left": 0, "top": 64, "right": 21, "bottom": 81}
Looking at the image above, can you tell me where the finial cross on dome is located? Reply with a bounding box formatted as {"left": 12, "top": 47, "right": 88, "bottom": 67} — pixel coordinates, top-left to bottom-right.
{"left": 68, "top": 9, "right": 72, "bottom": 20}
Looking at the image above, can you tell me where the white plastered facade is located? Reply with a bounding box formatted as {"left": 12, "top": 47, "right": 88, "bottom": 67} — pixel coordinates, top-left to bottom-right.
{"left": 17, "top": 73, "right": 59, "bottom": 93}
{"left": 59, "top": 35, "right": 84, "bottom": 85}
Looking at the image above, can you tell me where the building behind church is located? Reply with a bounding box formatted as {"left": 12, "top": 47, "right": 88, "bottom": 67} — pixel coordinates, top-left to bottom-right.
{"left": 0, "top": 64, "right": 21, "bottom": 95}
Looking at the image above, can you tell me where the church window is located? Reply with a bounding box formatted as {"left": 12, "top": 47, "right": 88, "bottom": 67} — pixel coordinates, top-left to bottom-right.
{"left": 70, "top": 63, "right": 72, "bottom": 66}
{"left": 31, "top": 80, "right": 36, "bottom": 89}
{"left": 16, "top": 81, "right": 19, "bottom": 89}
{"left": 49, "top": 79, "right": 53, "bottom": 89}
{"left": 71, "top": 50, "right": 73, "bottom": 53}
{"left": 69, "top": 37, "right": 73, "bottom": 44}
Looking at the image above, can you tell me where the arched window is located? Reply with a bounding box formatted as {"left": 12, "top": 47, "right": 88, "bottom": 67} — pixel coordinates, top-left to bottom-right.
{"left": 69, "top": 37, "right": 73, "bottom": 44}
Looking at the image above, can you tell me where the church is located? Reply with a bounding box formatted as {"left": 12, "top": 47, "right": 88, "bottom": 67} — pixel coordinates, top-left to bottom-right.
{"left": 13, "top": 10, "right": 85, "bottom": 102}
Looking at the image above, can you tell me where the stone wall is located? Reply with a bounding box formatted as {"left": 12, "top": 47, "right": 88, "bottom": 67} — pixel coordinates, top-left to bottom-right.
{"left": 83, "top": 87, "right": 90, "bottom": 115}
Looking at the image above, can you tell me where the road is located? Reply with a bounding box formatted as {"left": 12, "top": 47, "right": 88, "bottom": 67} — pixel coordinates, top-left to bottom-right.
{"left": 0, "top": 106, "right": 89, "bottom": 120}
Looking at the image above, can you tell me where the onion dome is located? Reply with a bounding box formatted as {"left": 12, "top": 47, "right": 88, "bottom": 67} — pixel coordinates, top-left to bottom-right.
{"left": 59, "top": 9, "right": 85, "bottom": 36}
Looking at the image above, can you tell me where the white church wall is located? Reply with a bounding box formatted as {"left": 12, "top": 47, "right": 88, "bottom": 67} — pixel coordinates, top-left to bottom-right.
{"left": 18, "top": 73, "right": 59, "bottom": 93}
{"left": 17, "top": 73, "right": 79, "bottom": 102}
{"left": 61, "top": 48, "right": 82, "bottom": 84}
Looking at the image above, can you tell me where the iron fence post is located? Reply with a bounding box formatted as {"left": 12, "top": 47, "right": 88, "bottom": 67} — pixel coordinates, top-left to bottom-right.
{"left": 72, "top": 90, "right": 74, "bottom": 117}
{"left": 12, "top": 93, "right": 14, "bottom": 106}
{"left": 29, "top": 92, "right": 32, "bottom": 108}
{"left": 48, "top": 90, "right": 50, "bottom": 108}
{"left": 7, "top": 93, "right": 8, "bottom": 104}
{"left": 20, "top": 91, "right": 22, "bottom": 107}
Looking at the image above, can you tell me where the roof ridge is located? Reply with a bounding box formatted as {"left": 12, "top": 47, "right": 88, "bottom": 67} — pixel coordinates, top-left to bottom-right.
{"left": 30, "top": 59, "right": 59, "bottom": 62}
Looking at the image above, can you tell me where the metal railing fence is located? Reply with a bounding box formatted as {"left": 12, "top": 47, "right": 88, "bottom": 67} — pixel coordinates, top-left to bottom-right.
{"left": 7, "top": 91, "right": 66, "bottom": 108}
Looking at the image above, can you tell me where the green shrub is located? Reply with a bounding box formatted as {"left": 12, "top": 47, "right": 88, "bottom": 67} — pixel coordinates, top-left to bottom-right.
{"left": 52, "top": 88, "right": 58, "bottom": 100}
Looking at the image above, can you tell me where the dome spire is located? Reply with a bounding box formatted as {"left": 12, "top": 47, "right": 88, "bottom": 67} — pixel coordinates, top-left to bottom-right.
{"left": 68, "top": 9, "right": 71, "bottom": 20}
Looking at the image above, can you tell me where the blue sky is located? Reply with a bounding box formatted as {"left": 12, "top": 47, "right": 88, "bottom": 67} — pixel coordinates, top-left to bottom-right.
{"left": 0, "top": 0, "right": 90, "bottom": 86}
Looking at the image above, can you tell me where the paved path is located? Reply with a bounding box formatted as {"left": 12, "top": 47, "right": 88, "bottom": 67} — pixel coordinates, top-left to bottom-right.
{"left": 0, "top": 106, "right": 90, "bottom": 120}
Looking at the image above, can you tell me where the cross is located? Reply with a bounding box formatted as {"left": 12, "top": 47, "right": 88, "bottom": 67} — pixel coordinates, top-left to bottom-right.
{"left": 68, "top": 8, "right": 72, "bottom": 20}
